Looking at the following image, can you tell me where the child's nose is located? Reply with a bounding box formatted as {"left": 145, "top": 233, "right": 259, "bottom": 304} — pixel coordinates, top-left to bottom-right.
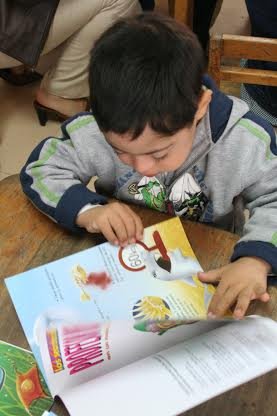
{"left": 132, "top": 155, "right": 155, "bottom": 176}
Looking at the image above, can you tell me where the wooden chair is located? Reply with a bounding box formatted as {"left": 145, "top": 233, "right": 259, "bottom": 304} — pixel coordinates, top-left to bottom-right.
{"left": 208, "top": 34, "right": 277, "bottom": 88}
{"left": 168, "top": 0, "right": 193, "bottom": 28}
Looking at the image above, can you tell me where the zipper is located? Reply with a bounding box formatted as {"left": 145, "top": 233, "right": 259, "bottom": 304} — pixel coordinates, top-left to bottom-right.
{"left": 164, "top": 141, "right": 213, "bottom": 201}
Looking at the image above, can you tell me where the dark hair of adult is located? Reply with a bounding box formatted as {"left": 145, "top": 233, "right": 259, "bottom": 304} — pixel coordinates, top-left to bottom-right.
{"left": 89, "top": 13, "right": 205, "bottom": 139}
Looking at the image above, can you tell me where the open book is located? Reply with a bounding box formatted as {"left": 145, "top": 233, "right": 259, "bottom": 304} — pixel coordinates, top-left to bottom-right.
{"left": 5, "top": 218, "right": 277, "bottom": 415}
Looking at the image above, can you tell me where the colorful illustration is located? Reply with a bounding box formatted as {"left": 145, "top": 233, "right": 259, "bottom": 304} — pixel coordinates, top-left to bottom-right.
{"left": 142, "top": 248, "right": 213, "bottom": 309}
{"left": 132, "top": 297, "right": 172, "bottom": 321}
{"left": 32, "top": 308, "right": 106, "bottom": 386}
{"left": 72, "top": 265, "right": 112, "bottom": 301}
{"left": 129, "top": 177, "right": 166, "bottom": 211}
{"left": 142, "top": 248, "right": 200, "bottom": 283}
{"left": 0, "top": 341, "right": 52, "bottom": 416}
{"left": 119, "top": 225, "right": 213, "bottom": 316}
{"left": 133, "top": 319, "right": 198, "bottom": 335}
{"left": 118, "top": 229, "right": 170, "bottom": 272}
{"left": 0, "top": 367, "right": 5, "bottom": 390}
{"left": 169, "top": 173, "right": 208, "bottom": 220}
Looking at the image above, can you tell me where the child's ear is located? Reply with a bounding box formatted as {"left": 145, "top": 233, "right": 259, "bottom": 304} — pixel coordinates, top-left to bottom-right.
{"left": 194, "top": 89, "right": 213, "bottom": 123}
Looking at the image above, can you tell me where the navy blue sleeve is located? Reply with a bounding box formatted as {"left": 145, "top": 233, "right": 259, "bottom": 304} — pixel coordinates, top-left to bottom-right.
{"left": 55, "top": 184, "right": 107, "bottom": 233}
{"left": 231, "top": 241, "right": 277, "bottom": 274}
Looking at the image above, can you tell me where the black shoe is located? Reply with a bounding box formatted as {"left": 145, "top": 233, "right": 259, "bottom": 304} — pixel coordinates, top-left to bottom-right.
{"left": 0, "top": 68, "right": 42, "bottom": 86}
{"left": 33, "top": 100, "right": 91, "bottom": 126}
{"left": 33, "top": 101, "right": 69, "bottom": 126}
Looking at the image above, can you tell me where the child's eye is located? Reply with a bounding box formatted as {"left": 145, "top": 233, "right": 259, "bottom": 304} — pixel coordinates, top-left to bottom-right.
{"left": 153, "top": 153, "right": 168, "bottom": 161}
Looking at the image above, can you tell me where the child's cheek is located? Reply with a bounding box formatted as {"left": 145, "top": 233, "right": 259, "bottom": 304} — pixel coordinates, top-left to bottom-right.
{"left": 118, "top": 154, "right": 131, "bottom": 166}
{"left": 163, "top": 154, "right": 186, "bottom": 172}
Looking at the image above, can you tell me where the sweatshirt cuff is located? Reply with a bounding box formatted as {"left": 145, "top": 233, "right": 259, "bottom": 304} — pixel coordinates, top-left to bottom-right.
{"left": 55, "top": 184, "right": 107, "bottom": 233}
{"left": 231, "top": 241, "right": 277, "bottom": 274}
{"left": 78, "top": 203, "right": 101, "bottom": 216}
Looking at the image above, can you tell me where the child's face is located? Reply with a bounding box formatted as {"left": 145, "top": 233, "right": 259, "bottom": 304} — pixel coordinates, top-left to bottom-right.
{"left": 104, "top": 90, "right": 211, "bottom": 177}
{"left": 105, "top": 123, "right": 196, "bottom": 177}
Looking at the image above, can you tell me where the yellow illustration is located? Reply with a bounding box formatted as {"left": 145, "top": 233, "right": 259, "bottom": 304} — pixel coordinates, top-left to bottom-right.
{"left": 142, "top": 218, "right": 217, "bottom": 318}
{"left": 132, "top": 296, "right": 172, "bottom": 321}
{"left": 72, "top": 265, "right": 91, "bottom": 301}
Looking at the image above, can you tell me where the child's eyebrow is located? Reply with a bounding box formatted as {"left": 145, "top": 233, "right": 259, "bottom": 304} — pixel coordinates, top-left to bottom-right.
{"left": 110, "top": 143, "right": 173, "bottom": 155}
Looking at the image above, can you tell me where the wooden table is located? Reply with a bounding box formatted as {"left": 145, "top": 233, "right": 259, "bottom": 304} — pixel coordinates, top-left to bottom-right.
{"left": 0, "top": 175, "right": 276, "bottom": 415}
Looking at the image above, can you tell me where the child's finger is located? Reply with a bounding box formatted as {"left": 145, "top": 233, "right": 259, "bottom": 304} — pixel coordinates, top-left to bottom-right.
{"left": 132, "top": 213, "right": 144, "bottom": 240}
{"left": 233, "top": 288, "right": 252, "bottom": 319}
{"left": 100, "top": 218, "right": 120, "bottom": 245}
{"left": 109, "top": 215, "right": 129, "bottom": 246}
{"left": 124, "top": 206, "right": 144, "bottom": 240}
{"left": 117, "top": 210, "right": 137, "bottom": 244}
{"left": 208, "top": 284, "right": 239, "bottom": 317}
{"left": 87, "top": 219, "right": 100, "bottom": 233}
{"left": 135, "top": 217, "right": 144, "bottom": 241}
{"left": 198, "top": 268, "right": 224, "bottom": 283}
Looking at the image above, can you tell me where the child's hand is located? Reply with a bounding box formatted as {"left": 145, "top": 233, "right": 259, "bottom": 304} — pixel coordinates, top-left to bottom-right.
{"left": 198, "top": 257, "right": 271, "bottom": 319}
{"left": 76, "top": 202, "right": 144, "bottom": 246}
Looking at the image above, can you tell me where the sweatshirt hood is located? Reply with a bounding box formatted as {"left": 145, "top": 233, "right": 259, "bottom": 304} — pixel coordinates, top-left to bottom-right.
{"left": 203, "top": 74, "right": 249, "bottom": 144}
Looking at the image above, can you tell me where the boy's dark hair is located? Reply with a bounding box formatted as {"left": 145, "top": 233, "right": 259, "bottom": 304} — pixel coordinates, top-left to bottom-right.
{"left": 89, "top": 13, "right": 205, "bottom": 139}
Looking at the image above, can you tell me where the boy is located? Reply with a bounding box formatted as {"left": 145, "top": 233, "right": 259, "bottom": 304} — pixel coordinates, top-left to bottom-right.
{"left": 21, "top": 13, "right": 277, "bottom": 319}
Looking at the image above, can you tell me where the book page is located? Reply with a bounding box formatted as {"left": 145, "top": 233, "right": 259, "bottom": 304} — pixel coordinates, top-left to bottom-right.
{"left": 0, "top": 340, "right": 53, "bottom": 415}
{"left": 61, "top": 317, "right": 277, "bottom": 416}
{"left": 6, "top": 218, "right": 221, "bottom": 395}
{"left": 32, "top": 319, "right": 220, "bottom": 396}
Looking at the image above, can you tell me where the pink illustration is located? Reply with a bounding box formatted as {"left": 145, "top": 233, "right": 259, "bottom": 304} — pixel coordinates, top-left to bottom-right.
{"left": 86, "top": 271, "right": 112, "bottom": 290}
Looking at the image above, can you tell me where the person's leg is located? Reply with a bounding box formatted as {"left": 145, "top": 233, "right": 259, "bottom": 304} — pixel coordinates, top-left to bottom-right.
{"left": 0, "top": 49, "right": 38, "bottom": 85}
{"left": 0, "top": 1, "right": 111, "bottom": 78}
{"left": 139, "top": 0, "right": 155, "bottom": 10}
{"left": 242, "top": 0, "right": 277, "bottom": 124}
{"left": 0, "top": 0, "right": 110, "bottom": 69}
{"left": 193, "top": 0, "right": 222, "bottom": 52}
{"left": 0, "top": 54, "right": 22, "bottom": 69}
{"left": 37, "top": 0, "right": 140, "bottom": 116}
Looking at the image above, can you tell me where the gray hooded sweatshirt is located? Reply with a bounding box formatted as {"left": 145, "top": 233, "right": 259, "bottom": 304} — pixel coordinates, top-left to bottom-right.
{"left": 21, "top": 77, "right": 277, "bottom": 272}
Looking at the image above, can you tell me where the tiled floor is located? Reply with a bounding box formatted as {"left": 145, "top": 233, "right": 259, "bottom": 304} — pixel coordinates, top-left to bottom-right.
{"left": 0, "top": 0, "right": 249, "bottom": 180}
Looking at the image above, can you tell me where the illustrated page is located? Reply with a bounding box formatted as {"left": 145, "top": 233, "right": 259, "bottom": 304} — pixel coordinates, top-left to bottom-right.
{"left": 6, "top": 218, "right": 218, "bottom": 395}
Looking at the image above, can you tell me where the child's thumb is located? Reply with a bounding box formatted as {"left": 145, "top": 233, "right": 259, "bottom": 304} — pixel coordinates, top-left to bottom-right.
{"left": 198, "top": 268, "right": 223, "bottom": 283}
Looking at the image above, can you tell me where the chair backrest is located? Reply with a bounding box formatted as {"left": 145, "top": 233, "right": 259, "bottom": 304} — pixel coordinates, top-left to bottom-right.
{"left": 208, "top": 34, "right": 277, "bottom": 87}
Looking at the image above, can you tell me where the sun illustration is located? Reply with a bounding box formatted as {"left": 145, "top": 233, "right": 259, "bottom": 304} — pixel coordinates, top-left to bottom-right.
{"left": 133, "top": 296, "right": 172, "bottom": 321}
